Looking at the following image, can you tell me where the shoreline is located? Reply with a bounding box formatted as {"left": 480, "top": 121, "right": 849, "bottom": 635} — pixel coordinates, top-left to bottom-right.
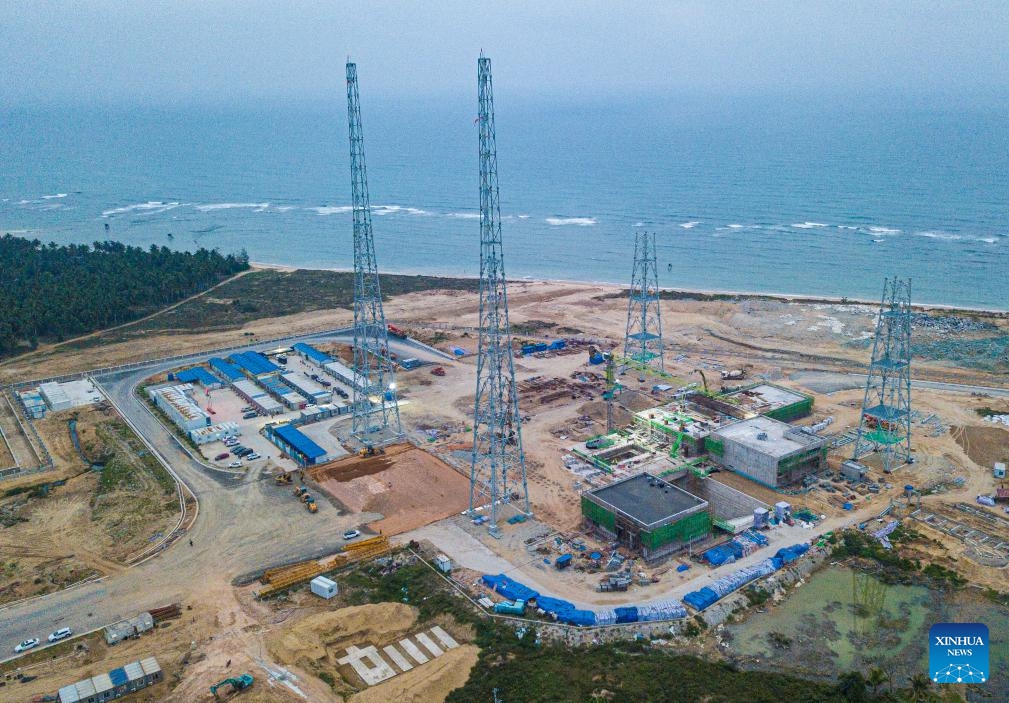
{"left": 249, "top": 260, "right": 1009, "bottom": 317}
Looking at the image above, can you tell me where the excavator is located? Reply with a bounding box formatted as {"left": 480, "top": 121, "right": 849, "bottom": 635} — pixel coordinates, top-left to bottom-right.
{"left": 694, "top": 369, "right": 710, "bottom": 395}
{"left": 211, "top": 673, "right": 253, "bottom": 698}
{"left": 358, "top": 444, "right": 385, "bottom": 458}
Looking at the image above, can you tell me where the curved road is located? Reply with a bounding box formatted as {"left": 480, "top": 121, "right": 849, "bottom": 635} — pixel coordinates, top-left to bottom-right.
{"left": 0, "top": 330, "right": 444, "bottom": 659}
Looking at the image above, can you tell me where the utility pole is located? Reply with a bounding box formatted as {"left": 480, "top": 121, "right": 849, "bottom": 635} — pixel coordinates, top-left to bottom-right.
{"left": 346, "top": 61, "right": 402, "bottom": 443}
{"left": 469, "top": 54, "right": 530, "bottom": 537}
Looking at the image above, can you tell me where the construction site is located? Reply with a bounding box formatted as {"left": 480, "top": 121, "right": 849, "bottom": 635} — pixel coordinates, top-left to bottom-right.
{"left": 2, "top": 55, "right": 1009, "bottom": 703}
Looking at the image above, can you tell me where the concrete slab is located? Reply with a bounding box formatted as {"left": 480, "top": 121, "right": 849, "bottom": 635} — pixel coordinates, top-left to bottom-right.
{"left": 414, "top": 631, "right": 444, "bottom": 657}
{"left": 336, "top": 645, "right": 396, "bottom": 686}
{"left": 383, "top": 644, "right": 414, "bottom": 672}
{"left": 430, "top": 625, "right": 459, "bottom": 649}
{"left": 398, "top": 638, "right": 429, "bottom": 664}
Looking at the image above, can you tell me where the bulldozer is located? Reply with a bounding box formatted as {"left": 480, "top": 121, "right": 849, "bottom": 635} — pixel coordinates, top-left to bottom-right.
{"left": 274, "top": 472, "right": 293, "bottom": 485}
{"left": 358, "top": 444, "right": 385, "bottom": 458}
{"left": 306, "top": 499, "right": 318, "bottom": 514}
{"left": 211, "top": 673, "right": 253, "bottom": 698}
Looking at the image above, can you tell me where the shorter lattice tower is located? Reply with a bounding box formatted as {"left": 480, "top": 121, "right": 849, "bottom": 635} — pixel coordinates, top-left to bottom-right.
{"left": 346, "top": 61, "right": 402, "bottom": 442}
{"left": 853, "top": 277, "right": 912, "bottom": 473}
{"left": 624, "top": 231, "right": 664, "bottom": 373}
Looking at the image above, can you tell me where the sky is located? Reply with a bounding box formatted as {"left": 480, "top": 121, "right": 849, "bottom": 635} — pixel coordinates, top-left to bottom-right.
{"left": 2, "top": 2, "right": 1008, "bottom": 105}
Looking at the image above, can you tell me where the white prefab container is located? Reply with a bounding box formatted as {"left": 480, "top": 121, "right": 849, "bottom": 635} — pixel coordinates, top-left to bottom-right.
{"left": 434, "top": 554, "right": 452, "bottom": 573}
{"left": 310, "top": 575, "right": 338, "bottom": 599}
{"left": 774, "top": 501, "right": 791, "bottom": 519}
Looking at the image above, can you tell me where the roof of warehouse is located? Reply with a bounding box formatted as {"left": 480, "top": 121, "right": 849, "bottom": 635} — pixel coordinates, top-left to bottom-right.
{"left": 293, "top": 342, "right": 333, "bottom": 363}
{"left": 273, "top": 424, "right": 327, "bottom": 459}
{"left": 230, "top": 350, "right": 279, "bottom": 376}
{"left": 586, "top": 473, "right": 706, "bottom": 527}
{"left": 175, "top": 366, "right": 220, "bottom": 386}
{"left": 713, "top": 416, "right": 823, "bottom": 456}
{"left": 208, "top": 357, "right": 245, "bottom": 381}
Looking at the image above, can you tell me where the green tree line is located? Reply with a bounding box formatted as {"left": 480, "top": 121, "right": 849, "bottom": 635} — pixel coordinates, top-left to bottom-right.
{"left": 0, "top": 235, "right": 248, "bottom": 354}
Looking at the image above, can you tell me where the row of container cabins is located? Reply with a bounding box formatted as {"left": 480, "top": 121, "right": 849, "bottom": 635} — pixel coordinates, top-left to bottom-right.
{"left": 171, "top": 347, "right": 359, "bottom": 417}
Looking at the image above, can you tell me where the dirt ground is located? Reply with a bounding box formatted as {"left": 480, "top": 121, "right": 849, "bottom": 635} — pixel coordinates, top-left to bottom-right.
{"left": 950, "top": 424, "right": 1009, "bottom": 469}
{"left": 265, "top": 602, "right": 475, "bottom": 703}
{"left": 0, "top": 405, "right": 180, "bottom": 604}
{"left": 309, "top": 447, "right": 470, "bottom": 535}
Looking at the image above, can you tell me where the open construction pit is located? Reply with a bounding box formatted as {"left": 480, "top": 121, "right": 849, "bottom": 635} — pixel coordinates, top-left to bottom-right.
{"left": 308, "top": 445, "right": 471, "bottom": 536}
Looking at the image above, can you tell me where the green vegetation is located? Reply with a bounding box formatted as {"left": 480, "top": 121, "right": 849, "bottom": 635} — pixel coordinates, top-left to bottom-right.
{"left": 0, "top": 235, "right": 248, "bottom": 354}
{"left": 832, "top": 528, "right": 966, "bottom": 589}
{"left": 127, "top": 268, "right": 479, "bottom": 333}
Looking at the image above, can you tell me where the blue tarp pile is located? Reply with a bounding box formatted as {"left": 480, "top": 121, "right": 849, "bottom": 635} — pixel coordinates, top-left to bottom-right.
{"left": 482, "top": 574, "right": 539, "bottom": 603}
{"left": 774, "top": 543, "right": 810, "bottom": 564}
{"left": 702, "top": 529, "right": 769, "bottom": 566}
{"left": 685, "top": 548, "right": 802, "bottom": 612}
{"left": 614, "top": 606, "right": 639, "bottom": 624}
{"left": 536, "top": 596, "right": 576, "bottom": 616}
{"left": 557, "top": 609, "right": 596, "bottom": 626}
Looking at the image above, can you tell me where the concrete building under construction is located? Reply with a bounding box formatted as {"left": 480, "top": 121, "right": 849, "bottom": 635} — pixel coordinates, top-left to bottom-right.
{"left": 706, "top": 416, "right": 828, "bottom": 487}
{"left": 582, "top": 473, "right": 711, "bottom": 561}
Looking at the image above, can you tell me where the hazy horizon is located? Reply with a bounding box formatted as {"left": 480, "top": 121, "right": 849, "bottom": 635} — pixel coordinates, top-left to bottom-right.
{"left": 3, "top": 3, "right": 1008, "bottom": 106}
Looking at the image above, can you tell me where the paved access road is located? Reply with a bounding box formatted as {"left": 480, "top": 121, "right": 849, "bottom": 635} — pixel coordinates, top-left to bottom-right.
{"left": 0, "top": 330, "right": 443, "bottom": 660}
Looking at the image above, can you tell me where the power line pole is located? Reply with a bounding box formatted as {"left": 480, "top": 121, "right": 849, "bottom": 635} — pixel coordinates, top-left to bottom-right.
{"left": 346, "top": 60, "right": 402, "bottom": 443}
{"left": 469, "top": 54, "right": 530, "bottom": 537}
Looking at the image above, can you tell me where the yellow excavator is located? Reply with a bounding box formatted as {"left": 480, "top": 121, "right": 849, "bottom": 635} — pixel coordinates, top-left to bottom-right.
{"left": 358, "top": 444, "right": 385, "bottom": 458}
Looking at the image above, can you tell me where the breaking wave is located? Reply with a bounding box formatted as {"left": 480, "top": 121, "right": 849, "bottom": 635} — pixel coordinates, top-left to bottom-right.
{"left": 791, "top": 222, "right": 829, "bottom": 229}
{"left": 546, "top": 217, "right": 597, "bottom": 226}
{"left": 679, "top": 221, "right": 700, "bottom": 229}
{"left": 101, "top": 201, "right": 181, "bottom": 217}
{"left": 195, "top": 202, "right": 270, "bottom": 212}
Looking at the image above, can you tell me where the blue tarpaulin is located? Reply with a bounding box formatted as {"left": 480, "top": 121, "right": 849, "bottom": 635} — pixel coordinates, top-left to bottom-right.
{"left": 481, "top": 574, "right": 539, "bottom": 603}
{"left": 536, "top": 596, "right": 575, "bottom": 615}
{"left": 614, "top": 606, "right": 639, "bottom": 624}
{"left": 557, "top": 609, "right": 596, "bottom": 626}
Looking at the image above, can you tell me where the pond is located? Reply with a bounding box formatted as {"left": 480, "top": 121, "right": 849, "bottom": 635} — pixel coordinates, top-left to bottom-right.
{"left": 723, "top": 565, "right": 1007, "bottom": 698}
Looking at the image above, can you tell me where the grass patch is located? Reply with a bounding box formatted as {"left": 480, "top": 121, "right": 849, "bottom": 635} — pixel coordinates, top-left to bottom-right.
{"left": 65, "top": 269, "right": 481, "bottom": 351}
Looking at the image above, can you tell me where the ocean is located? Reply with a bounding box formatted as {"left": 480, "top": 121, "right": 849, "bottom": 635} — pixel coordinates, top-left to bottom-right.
{"left": 2, "top": 95, "right": 1007, "bottom": 309}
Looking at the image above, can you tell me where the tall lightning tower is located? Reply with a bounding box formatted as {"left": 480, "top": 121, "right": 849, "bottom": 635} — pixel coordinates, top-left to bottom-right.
{"left": 853, "top": 277, "right": 912, "bottom": 473}
{"left": 346, "top": 61, "right": 401, "bottom": 442}
{"left": 624, "top": 230, "right": 664, "bottom": 372}
{"left": 469, "top": 54, "right": 530, "bottom": 535}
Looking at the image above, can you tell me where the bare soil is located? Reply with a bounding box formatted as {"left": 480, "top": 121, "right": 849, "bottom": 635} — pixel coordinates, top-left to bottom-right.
{"left": 310, "top": 447, "right": 470, "bottom": 536}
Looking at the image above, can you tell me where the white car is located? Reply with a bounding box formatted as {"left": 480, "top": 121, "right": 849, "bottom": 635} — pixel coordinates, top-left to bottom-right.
{"left": 246, "top": 452, "right": 261, "bottom": 461}
{"left": 14, "top": 637, "right": 39, "bottom": 653}
{"left": 343, "top": 529, "right": 361, "bottom": 541}
{"left": 48, "top": 627, "right": 72, "bottom": 643}
{"left": 228, "top": 460, "right": 243, "bottom": 468}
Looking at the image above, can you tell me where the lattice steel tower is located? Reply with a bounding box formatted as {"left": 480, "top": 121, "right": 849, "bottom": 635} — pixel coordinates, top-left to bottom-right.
{"left": 624, "top": 230, "right": 664, "bottom": 372}
{"left": 853, "top": 277, "right": 912, "bottom": 473}
{"left": 469, "top": 54, "right": 530, "bottom": 534}
{"left": 346, "top": 61, "right": 401, "bottom": 442}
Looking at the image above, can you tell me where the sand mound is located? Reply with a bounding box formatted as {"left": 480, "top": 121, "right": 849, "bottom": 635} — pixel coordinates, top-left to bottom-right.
{"left": 268, "top": 603, "right": 418, "bottom": 665}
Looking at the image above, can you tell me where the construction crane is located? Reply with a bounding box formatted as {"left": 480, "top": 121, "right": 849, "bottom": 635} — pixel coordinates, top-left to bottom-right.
{"left": 602, "top": 353, "right": 622, "bottom": 433}
{"left": 211, "top": 674, "right": 253, "bottom": 698}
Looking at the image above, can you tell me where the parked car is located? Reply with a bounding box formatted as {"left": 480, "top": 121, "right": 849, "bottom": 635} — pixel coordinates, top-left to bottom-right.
{"left": 14, "top": 638, "right": 39, "bottom": 653}
{"left": 214, "top": 453, "right": 229, "bottom": 461}
{"left": 342, "top": 529, "right": 361, "bottom": 541}
{"left": 246, "top": 452, "right": 261, "bottom": 461}
{"left": 48, "top": 628, "right": 72, "bottom": 643}
{"left": 319, "top": 379, "right": 332, "bottom": 387}
{"left": 235, "top": 448, "right": 253, "bottom": 457}
{"left": 242, "top": 411, "right": 258, "bottom": 420}
{"left": 228, "top": 460, "right": 243, "bottom": 468}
